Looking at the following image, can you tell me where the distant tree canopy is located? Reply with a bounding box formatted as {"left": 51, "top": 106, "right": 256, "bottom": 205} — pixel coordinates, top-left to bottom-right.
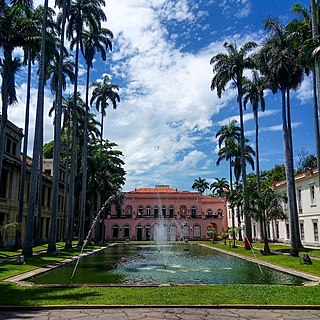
{"left": 262, "top": 164, "right": 286, "bottom": 186}
{"left": 297, "top": 154, "right": 317, "bottom": 173}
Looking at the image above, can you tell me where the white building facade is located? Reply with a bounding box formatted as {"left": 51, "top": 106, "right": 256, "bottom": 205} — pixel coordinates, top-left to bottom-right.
{"left": 226, "top": 169, "right": 320, "bottom": 247}
{"left": 274, "top": 169, "right": 320, "bottom": 247}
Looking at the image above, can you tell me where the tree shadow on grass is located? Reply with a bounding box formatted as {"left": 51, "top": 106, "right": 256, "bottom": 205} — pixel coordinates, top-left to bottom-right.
{"left": 0, "top": 282, "right": 102, "bottom": 307}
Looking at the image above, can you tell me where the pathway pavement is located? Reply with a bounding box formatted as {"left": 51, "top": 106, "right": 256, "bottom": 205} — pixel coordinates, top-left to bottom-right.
{"left": 1, "top": 307, "right": 320, "bottom": 320}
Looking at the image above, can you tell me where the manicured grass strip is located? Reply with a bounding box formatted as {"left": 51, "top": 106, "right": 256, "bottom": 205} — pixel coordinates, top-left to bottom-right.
{"left": 0, "top": 241, "right": 76, "bottom": 258}
{"left": 0, "top": 244, "right": 103, "bottom": 280}
{"left": 0, "top": 282, "right": 320, "bottom": 306}
{"left": 230, "top": 241, "right": 320, "bottom": 258}
{"left": 203, "top": 242, "right": 320, "bottom": 277}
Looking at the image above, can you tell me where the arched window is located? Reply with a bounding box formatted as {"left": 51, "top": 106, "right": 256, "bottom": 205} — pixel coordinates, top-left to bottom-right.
{"left": 154, "top": 206, "right": 159, "bottom": 218}
{"left": 206, "top": 209, "right": 213, "bottom": 217}
{"left": 161, "top": 206, "right": 167, "bottom": 218}
{"left": 136, "top": 224, "right": 143, "bottom": 240}
{"left": 112, "top": 224, "right": 119, "bottom": 238}
{"left": 217, "top": 208, "right": 223, "bottom": 218}
{"left": 182, "top": 224, "right": 189, "bottom": 238}
{"left": 125, "top": 206, "right": 132, "bottom": 217}
{"left": 193, "top": 224, "right": 201, "bottom": 238}
{"left": 191, "top": 205, "right": 197, "bottom": 217}
{"left": 169, "top": 224, "right": 177, "bottom": 241}
{"left": 137, "top": 205, "right": 144, "bottom": 217}
{"left": 116, "top": 204, "right": 122, "bottom": 218}
{"left": 146, "top": 206, "right": 151, "bottom": 216}
{"left": 169, "top": 205, "right": 174, "bottom": 218}
{"left": 145, "top": 224, "right": 151, "bottom": 240}
{"left": 123, "top": 224, "right": 130, "bottom": 238}
{"left": 180, "top": 205, "right": 187, "bottom": 217}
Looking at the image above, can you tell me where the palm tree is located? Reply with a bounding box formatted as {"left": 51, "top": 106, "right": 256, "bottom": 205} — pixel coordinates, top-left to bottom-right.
{"left": 90, "top": 74, "right": 120, "bottom": 144}
{"left": 219, "top": 138, "right": 255, "bottom": 241}
{"left": 48, "top": 0, "right": 71, "bottom": 251}
{"left": 210, "top": 178, "right": 229, "bottom": 197}
{"left": 309, "top": 1, "right": 320, "bottom": 189}
{"left": 61, "top": 92, "right": 86, "bottom": 248}
{"left": 215, "top": 120, "right": 241, "bottom": 188}
{"left": 290, "top": 2, "right": 320, "bottom": 191}
{"left": 215, "top": 120, "right": 241, "bottom": 246}
{"left": 248, "top": 188, "right": 287, "bottom": 254}
{"left": 16, "top": 3, "right": 43, "bottom": 249}
{"left": 243, "top": 71, "right": 267, "bottom": 242}
{"left": 259, "top": 18, "right": 304, "bottom": 256}
{"left": 192, "top": 177, "right": 209, "bottom": 195}
{"left": 210, "top": 41, "right": 257, "bottom": 249}
{"left": 77, "top": 24, "right": 113, "bottom": 246}
{"left": 64, "top": 0, "right": 106, "bottom": 248}
{"left": 46, "top": 50, "right": 75, "bottom": 253}
{"left": 23, "top": 0, "right": 50, "bottom": 257}
{"left": 0, "top": 3, "right": 31, "bottom": 185}
{"left": 87, "top": 140, "right": 126, "bottom": 241}
{"left": 227, "top": 182, "right": 244, "bottom": 240}
{"left": 243, "top": 71, "right": 266, "bottom": 191}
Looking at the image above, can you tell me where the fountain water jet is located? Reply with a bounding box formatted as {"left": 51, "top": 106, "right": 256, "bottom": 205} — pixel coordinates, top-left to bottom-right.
{"left": 71, "top": 192, "right": 122, "bottom": 280}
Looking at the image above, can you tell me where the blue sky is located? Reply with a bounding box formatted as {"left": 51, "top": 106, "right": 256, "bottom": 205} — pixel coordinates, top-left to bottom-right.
{"left": 8, "top": 0, "right": 314, "bottom": 192}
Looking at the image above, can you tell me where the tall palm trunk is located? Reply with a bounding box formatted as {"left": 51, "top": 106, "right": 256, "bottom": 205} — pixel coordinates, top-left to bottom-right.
{"left": 63, "top": 121, "right": 71, "bottom": 238}
{"left": 229, "top": 158, "right": 236, "bottom": 247}
{"left": 100, "top": 111, "right": 104, "bottom": 144}
{"left": 287, "top": 89, "right": 302, "bottom": 249}
{"left": 0, "top": 51, "right": 12, "bottom": 184}
{"left": 254, "top": 109, "right": 264, "bottom": 242}
{"left": 48, "top": 0, "right": 68, "bottom": 254}
{"left": 35, "top": 140, "right": 43, "bottom": 245}
{"left": 78, "top": 64, "right": 90, "bottom": 246}
{"left": 65, "top": 37, "right": 80, "bottom": 249}
{"left": 312, "top": 69, "right": 320, "bottom": 182}
{"left": 281, "top": 89, "right": 300, "bottom": 257}
{"left": 96, "top": 191, "right": 102, "bottom": 240}
{"left": 15, "top": 50, "right": 32, "bottom": 249}
{"left": 88, "top": 187, "right": 95, "bottom": 243}
{"left": 23, "top": 0, "right": 49, "bottom": 257}
{"left": 262, "top": 210, "right": 271, "bottom": 253}
{"left": 237, "top": 84, "right": 251, "bottom": 249}
{"left": 310, "top": 0, "right": 320, "bottom": 188}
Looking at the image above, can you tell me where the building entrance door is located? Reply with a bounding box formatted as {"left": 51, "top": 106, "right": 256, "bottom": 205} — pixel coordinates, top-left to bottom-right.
{"left": 137, "top": 226, "right": 142, "bottom": 240}
{"left": 145, "top": 226, "right": 151, "bottom": 241}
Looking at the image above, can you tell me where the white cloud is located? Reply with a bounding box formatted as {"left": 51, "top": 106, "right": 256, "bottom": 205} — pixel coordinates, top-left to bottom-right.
{"left": 219, "top": 0, "right": 251, "bottom": 19}
{"left": 9, "top": 0, "right": 297, "bottom": 193}
{"left": 294, "top": 76, "right": 313, "bottom": 104}
{"left": 10, "top": 83, "right": 55, "bottom": 155}
{"left": 217, "top": 109, "right": 279, "bottom": 127}
{"left": 246, "top": 122, "right": 303, "bottom": 136}
{"left": 101, "top": 0, "right": 244, "bottom": 190}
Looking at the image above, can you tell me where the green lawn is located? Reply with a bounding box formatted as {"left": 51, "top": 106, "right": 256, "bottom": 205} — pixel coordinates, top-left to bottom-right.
{"left": 0, "top": 241, "right": 320, "bottom": 306}
{"left": 205, "top": 242, "right": 320, "bottom": 277}
{"left": 0, "top": 242, "right": 102, "bottom": 280}
{"left": 0, "top": 282, "right": 320, "bottom": 306}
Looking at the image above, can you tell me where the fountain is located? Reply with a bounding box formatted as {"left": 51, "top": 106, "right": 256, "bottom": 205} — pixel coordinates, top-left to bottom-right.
{"left": 153, "top": 220, "right": 170, "bottom": 268}
{"left": 71, "top": 192, "right": 122, "bottom": 280}
{"left": 29, "top": 191, "right": 306, "bottom": 287}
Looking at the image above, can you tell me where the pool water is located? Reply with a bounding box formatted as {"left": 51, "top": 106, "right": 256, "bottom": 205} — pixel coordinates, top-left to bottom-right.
{"left": 30, "top": 244, "right": 306, "bottom": 285}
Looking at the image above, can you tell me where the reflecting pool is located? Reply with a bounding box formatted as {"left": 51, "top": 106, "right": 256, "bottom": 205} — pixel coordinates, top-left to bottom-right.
{"left": 29, "top": 244, "right": 306, "bottom": 285}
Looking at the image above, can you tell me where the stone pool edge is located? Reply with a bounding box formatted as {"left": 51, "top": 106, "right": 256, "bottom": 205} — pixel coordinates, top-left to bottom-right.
{"left": 200, "top": 244, "right": 320, "bottom": 286}
{"left": 3, "top": 243, "right": 320, "bottom": 287}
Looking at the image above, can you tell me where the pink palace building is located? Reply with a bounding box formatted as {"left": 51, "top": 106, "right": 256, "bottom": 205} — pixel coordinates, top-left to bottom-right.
{"left": 105, "top": 185, "right": 228, "bottom": 241}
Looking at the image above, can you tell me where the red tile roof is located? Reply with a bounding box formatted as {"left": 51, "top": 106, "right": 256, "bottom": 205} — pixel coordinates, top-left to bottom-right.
{"left": 128, "top": 186, "right": 197, "bottom": 194}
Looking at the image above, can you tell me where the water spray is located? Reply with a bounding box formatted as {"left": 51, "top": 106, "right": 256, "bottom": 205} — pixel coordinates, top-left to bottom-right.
{"left": 70, "top": 193, "right": 121, "bottom": 280}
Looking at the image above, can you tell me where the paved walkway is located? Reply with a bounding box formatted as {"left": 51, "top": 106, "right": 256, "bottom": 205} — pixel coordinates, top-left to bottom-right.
{"left": 1, "top": 307, "right": 320, "bottom": 320}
